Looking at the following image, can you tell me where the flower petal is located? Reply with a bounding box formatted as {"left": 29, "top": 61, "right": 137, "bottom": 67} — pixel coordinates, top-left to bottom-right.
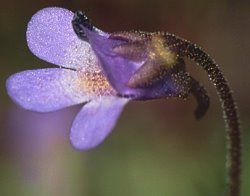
{"left": 26, "top": 7, "right": 99, "bottom": 70}
{"left": 6, "top": 68, "right": 102, "bottom": 112}
{"left": 70, "top": 97, "right": 129, "bottom": 150}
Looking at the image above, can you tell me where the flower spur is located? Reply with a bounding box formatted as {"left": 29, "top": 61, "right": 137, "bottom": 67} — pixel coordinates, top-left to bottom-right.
{"left": 6, "top": 7, "right": 240, "bottom": 196}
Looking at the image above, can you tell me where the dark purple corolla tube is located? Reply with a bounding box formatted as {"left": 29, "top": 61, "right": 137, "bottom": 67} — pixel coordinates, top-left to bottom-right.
{"left": 6, "top": 7, "right": 241, "bottom": 196}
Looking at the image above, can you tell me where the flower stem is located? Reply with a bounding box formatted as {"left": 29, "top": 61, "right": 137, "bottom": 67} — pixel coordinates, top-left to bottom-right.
{"left": 165, "top": 33, "right": 241, "bottom": 196}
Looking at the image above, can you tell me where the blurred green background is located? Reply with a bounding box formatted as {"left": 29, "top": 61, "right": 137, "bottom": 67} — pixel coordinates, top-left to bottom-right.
{"left": 0, "top": 0, "right": 249, "bottom": 195}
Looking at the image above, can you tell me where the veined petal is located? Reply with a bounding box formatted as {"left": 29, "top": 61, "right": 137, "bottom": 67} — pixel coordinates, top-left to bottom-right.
{"left": 6, "top": 68, "right": 115, "bottom": 112}
{"left": 26, "top": 7, "right": 99, "bottom": 70}
{"left": 70, "top": 97, "right": 129, "bottom": 150}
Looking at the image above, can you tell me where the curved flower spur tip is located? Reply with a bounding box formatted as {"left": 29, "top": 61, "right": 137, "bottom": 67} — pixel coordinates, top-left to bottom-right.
{"left": 26, "top": 7, "right": 98, "bottom": 70}
{"left": 189, "top": 77, "right": 210, "bottom": 120}
{"left": 70, "top": 97, "right": 129, "bottom": 150}
{"left": 6, "top": 68, "right": 99, "bottom": 112}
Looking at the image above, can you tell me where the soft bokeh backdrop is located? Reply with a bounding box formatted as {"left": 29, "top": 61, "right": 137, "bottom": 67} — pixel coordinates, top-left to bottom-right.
{"left": 0, "top": 0, "right": 249, "bottom": 195}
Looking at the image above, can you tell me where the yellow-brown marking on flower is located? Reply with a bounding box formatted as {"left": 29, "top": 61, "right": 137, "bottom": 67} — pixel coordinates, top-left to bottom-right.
{"left": 78, "top": 70, "right": 115, "bottom": 96}
{"left": 149, "top": 34, "right": 177, "bottom": 67}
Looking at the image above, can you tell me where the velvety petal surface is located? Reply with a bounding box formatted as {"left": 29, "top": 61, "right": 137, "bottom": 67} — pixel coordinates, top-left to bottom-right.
{"left": 6, "top": 68, "right": 103, "bottom": 112}
{"left": 70, "top": 97, "right": 129, "bottom": 150}
{"left": 27, "top": 7, "right": 99, "bottom": 70}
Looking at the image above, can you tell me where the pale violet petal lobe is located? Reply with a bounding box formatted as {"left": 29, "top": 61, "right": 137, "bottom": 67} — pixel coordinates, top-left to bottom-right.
{"left": 70, "top": 97, "right": 129, "bottom": 150}
{"left": 26, "top": 7, "right": 99, "bottom": 70}
{"left": 6, "top": 68, "right": 94, "bottom": 112}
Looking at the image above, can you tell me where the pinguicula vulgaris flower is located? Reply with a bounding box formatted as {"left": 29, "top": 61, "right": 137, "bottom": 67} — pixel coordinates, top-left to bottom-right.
{"left": 6, "top": 7, "right": 241, "bottom": 196}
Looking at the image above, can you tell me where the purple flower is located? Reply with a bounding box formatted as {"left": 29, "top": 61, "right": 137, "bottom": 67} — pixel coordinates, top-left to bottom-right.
{"left": 6, "top": 7, "right": 242, "bottom": 196}
{"left": 6, "top": 7, "right": 129, "bottom": 150}
{"left": 6, "top": 7, "right": 208, "bottom": 150}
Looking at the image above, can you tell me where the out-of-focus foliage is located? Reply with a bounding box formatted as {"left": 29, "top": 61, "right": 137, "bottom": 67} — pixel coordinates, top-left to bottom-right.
{"left": 0, "top": 0, "right": 249, "bottom": 196}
